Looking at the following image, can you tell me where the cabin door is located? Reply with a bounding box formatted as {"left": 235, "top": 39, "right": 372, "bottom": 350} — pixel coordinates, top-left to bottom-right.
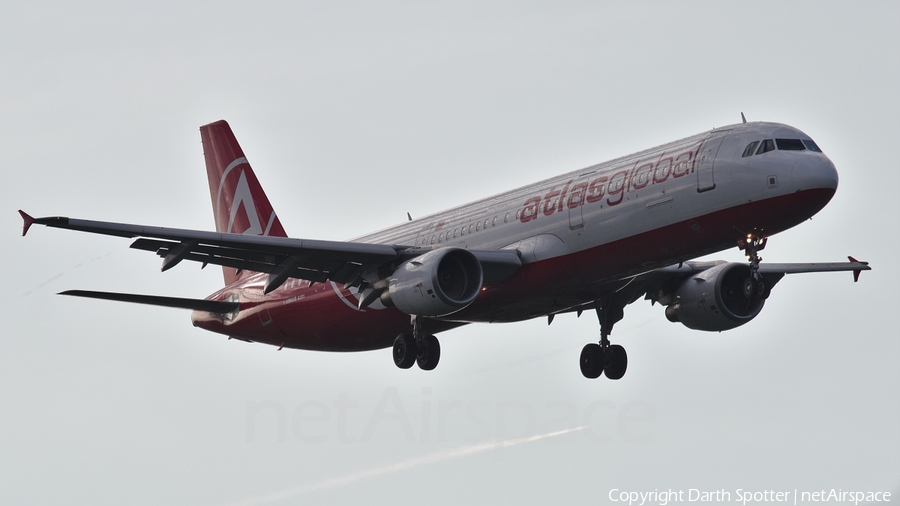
{"left": 697, "top": 130, "right": 730, "bottom": 193}
{"left": 568, "top": 198, "right": 584, "bottom": 230}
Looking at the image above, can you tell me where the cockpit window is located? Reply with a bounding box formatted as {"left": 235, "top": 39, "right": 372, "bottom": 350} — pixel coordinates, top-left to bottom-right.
{"left": 742, "top": 141, "right": 760, "bottom": 157}
{"left": 756, "top": 139, "right": 775, "bottom": 155}
{"left": 802, "top": 139, "right": 822, "bottom": 152}
{"left": 776, "top": 138, "right": 806, "bottom": 151}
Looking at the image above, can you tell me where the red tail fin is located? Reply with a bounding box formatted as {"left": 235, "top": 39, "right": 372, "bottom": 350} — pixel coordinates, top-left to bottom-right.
{"left": 200, "top": 120, "right": 287, "bottom": 285}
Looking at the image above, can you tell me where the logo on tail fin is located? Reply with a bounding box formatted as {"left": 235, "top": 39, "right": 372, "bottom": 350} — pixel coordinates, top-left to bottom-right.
{"left": 215, "top": 157, "right": 276, "bottom": 236}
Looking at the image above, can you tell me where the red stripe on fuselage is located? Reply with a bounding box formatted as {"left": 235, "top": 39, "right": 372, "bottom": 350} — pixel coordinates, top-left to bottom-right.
{"left": 192, "top": 187, "right": 834, "bottom": 352}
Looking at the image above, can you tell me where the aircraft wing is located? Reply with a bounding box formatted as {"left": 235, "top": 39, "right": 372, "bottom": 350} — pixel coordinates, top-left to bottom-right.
{"left": 648, "top": 258, "right": 870, "bottom": 283}
{"left": 19, "top": 211, "right": 521, "bottom": 291}
{"left": 636, "top": 258, "right": 871, "bottom": 299}
{"left": 550, "top": 257, "right": 871, "bottom": 319}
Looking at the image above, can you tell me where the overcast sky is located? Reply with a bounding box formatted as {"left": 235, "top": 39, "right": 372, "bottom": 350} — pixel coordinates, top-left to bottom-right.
{"left": 2, "top": 2, "right": 898, "bottom": 505}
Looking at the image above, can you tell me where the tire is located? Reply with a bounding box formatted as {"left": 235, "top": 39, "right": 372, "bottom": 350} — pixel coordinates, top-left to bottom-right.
{"left": 580, "top": 343, "right": 603, "bottom": 379}
{"left": 604, "top": 344, "right": 628, "bottom": 380}
{"left": 742, "top": 277, "right": 755, "bottom": 299}
{"left": 393, "top": 334, "right": 417, "bottom": 369}
{"left": 416, "top": 334, "right": 441, "bottom": 371}
{"left": 758, "top": 279, "right": 771, "bottom": 299}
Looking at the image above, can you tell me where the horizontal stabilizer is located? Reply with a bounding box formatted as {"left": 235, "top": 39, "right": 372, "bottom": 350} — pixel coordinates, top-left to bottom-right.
{"left": 59, "top": 290, "right": 239, "bottom": 313}
{"left": 18, "top": 210, "right": 35, "bottom": 236}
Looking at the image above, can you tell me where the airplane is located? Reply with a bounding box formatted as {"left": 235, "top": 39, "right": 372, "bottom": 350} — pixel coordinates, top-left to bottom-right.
{"left": 19, "top": 118, "right": 870, "bottom": 380}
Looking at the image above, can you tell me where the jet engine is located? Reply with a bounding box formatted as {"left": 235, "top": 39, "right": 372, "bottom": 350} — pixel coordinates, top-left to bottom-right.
{"left": 384, "top": 248, "right": 483, "bottom": 317}
{"left": 664, "top": 262, "right": 768, "bottom": 331}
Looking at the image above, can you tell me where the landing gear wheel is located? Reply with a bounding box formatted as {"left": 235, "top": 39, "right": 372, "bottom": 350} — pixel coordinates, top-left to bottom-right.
{"left": 416, "top": 334, "right": 441, "bottom": 371}
{"left": 743, "top": 274, "right": 770, "bottom": 301}
{"left": 393, "top": 333, "right": 417, "bottom": 369}
{"left": 758, "top": 279, "right": 771, "bottom": 299}
{"left": 604, "top": 344, "right": 628, "bottom": 380}
{"left": 742, "top": 277, "right": 755, "bottom": 298}
{"left": 580, "top": 343, "right": 603, "bottom": 379}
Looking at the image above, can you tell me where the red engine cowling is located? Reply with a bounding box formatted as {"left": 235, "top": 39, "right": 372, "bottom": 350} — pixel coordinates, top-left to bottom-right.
{"left": 385, "top": 248, "right": 483, "bottom": 317}
{"left": 665, "top": 262, "right": 767, "bottom": 331}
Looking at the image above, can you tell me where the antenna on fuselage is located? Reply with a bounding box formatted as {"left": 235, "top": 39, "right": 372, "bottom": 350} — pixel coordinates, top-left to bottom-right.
{"left": 741, "top": 112, "right": 747, "bottom": 124}
{"left": 407, "top": 212, "right": 412, "bottom": 221}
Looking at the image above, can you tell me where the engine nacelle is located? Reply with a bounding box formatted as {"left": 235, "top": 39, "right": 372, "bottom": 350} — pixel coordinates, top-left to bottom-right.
{"left": 665, "top": 262, "right": 767, "bottom": 331}
{"left": 385, "top": 248, "right": 483, "bottom": 317}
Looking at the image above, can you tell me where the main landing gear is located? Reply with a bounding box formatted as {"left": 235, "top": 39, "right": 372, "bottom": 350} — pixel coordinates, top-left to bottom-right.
{"left": 580, "top": 297, "right": 628, "bottom": 380}
{"left": 393, "top": 315, "right": 441, "bottom": 371}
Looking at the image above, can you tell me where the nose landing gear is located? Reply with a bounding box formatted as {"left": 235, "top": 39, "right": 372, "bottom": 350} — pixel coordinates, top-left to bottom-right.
{"left": 739, "top": 235, "right": 766, "bottom": 276}
{"left": 738, "top": 234, "right": 772, "bottom": 300}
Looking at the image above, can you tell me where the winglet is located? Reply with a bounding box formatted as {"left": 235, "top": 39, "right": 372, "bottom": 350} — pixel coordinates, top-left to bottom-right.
{"left": 848, "top": 256, "right": 867, "bottom": 282}
{"left": 18, "top": 210, "right": 35, "bottom": 237}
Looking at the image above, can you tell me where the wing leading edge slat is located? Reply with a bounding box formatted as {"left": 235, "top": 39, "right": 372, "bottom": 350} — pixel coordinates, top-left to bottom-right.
{"left": 26, "top": 214, "right": 401, "bottom": 287}
{"left": 30, "top": 215, "right": 400, "bottom": 261}
{"left": 22, "top": 212, "right": 523, "bottom": 290}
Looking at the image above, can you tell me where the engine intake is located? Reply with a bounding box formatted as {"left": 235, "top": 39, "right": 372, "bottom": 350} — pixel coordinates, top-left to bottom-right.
{"left": 385, "top": 248, "right": 483, "bottom": 316}
{"left": 666, "top": 262, "right": 767, "bottom": 331}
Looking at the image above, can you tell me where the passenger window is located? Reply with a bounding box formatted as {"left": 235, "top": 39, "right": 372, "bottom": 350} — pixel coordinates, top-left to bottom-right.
{"left": 454, "top": 228, "right": 458, "bottom": 238}
{"left": 469, "top": 224, "right": 474, "bottom": 234}
{"left": 742, "top": 141, "right": 760, "bottom": 157}
{"left": 776, "top": 138, "right": 805, "bottom": 151}
{"left": 802, "top": 139, "right": 822, "bottom": 152}
{"left": 504, "top": 213, "right": 509, "bottom": 223}
{"left": 476, "top": 222, "right": 481, "bottom": 231}
{"left": 492, "top": 217, "right": 497, "bottom": 227}
{"left": 756, "top": 139, "right": 775, "bottom": 155}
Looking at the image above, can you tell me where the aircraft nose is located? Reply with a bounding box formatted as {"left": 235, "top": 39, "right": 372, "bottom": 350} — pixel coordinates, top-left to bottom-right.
{"left": 792, "top": 155, "right": 838, "bottom": 192}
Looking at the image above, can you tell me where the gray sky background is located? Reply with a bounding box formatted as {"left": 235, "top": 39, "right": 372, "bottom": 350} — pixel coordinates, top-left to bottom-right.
{"left": 2, "top": 2, "right": 898, "bottom": 505}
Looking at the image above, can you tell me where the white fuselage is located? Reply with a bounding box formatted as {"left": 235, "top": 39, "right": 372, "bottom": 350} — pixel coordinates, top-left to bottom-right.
{"left": 196, "top": 121, "right": 839, "bottom": 350}
{"left": 355, "top": 121, "right": 835, "bottom": 263}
